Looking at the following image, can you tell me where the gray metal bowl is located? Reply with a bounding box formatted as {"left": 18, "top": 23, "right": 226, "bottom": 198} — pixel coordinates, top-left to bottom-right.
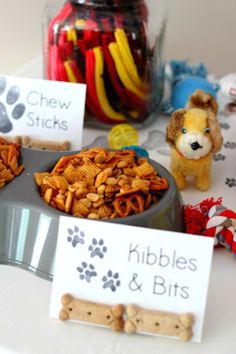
{"left": 0, "top": 148, "right": 184, "bottom": 280}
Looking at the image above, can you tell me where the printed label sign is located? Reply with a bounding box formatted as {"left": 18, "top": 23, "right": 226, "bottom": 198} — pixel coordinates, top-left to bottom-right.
{"left": 50, "top": 217, "right": 214, "bottom": 342}
{"left": 0, "top": 75, "right": 86, "bottom": 150}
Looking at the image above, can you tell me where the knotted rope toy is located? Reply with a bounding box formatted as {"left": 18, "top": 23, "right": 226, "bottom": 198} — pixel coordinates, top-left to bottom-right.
{"left": 204, "top": 205, "right": 236, "bottom": 254}
{"left": 185, "top": 198, "right": 236, "bottom": 257}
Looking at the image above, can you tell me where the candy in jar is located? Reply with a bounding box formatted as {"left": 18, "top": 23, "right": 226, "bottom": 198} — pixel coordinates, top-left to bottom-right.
{"left": 43, "top": 0, "right": 167, "bottom": 126}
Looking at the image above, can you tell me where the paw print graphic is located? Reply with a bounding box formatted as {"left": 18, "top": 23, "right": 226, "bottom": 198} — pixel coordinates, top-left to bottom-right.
{"left": 67, "top": 226, "right": 85, "bottom": 247}
{"left": 220, "top": 122, "right": 230, "bottom": 130}
{"left": 0, "top": 77, "right": 26, "bottom": 133}
{"left": 224, "top": 141, "right": 236, "bottom": 149}
{"left": 142, "top": 130, "right": 169, "bottom": 150}
{"left": 214, "top": 153, "right": 226, "bottom": 161}
{"left": 225, "top": 178, "right": 236, "bottom": 188}
{"left": 102, "top": 270, "right": 121, "bottom": 292}
{"left": 88, "top": 238, "right": 107, "bottom": 259}
{"left": 77, "top": 262, "right": 97, "bottom": 283}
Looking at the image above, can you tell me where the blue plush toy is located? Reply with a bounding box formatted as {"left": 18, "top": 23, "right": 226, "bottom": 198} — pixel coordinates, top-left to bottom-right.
{"left": 161, "top": 61, "right": 219, "bottom": 114}
{"left": 171, "top": 76, "right": 217, "bottom": 110}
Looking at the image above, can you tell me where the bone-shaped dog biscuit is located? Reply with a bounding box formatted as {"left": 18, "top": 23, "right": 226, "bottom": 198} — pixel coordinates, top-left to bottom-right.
{"left": 0, "top": 135, "right": 21, "bottom": 144}
{"left": 59, "top": 293, "right": 125, "bottom": 332}
{"left": 22, "top": 136, "right": 70, "bottom": 151}
{"left": 125, "top": 304, "right": 194, "bottom": 341}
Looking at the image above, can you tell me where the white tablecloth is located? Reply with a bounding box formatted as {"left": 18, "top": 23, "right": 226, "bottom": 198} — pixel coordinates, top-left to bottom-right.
{"left": 1, "top": 249, "right": 236, "bottom": 354}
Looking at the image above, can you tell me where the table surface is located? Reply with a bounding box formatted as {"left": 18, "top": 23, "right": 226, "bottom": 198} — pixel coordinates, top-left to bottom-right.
{"left": 1, "top": 249, "right": 236, "bottom": 354}
{"left": 0, "top": 58, "right": 236, "bottom": 353}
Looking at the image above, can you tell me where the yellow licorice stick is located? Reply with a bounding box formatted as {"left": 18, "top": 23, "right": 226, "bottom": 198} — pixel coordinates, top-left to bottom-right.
{"left": 115, "top": 28, "right": 143, "bottom": 88}
{"left": 109, "top": 42, "right": 147, "bottom": 100}
{"left": 93, "top": 47, "right": 127, "bottom": 122}
{"left": 64, "top": 61, "right": 77, "bottom": 82}
{"left": 66, "top": 28, "right": 77, "bottom": 45}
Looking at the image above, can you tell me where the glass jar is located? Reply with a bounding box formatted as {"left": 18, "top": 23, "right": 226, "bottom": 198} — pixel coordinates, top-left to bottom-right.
{"left": 43, "top": 0, "right": 167, "bottom": 127}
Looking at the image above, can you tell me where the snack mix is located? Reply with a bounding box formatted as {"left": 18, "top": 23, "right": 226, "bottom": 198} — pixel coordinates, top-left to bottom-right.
{"left": 0, "top": 137, "right": 24, "bottom": 188}
{"left": 35, "top": 147, "right": 168, "bottom": 219}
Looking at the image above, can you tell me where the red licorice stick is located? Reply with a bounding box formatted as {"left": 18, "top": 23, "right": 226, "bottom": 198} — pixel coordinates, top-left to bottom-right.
{"left": 48, "top": 2, "right": 74, "bottom": 45}
{"left": 67, "top": 59, "right": 85, "bottom": 83}
{"left": 48, "top": 45, "right": 60, "bottom": 80}
{"left": 77, "top": 39, "right": 87, "bottom": 55}
{"left": 83, "top": 19, "right": 99, "bottom": 46}
{"left": 63, "top": 42, "right": 74, "bottom": 59}
{"left": 86, "top": 50, "right": 98, "bottom": 104}
{"left": 58, "top": 30, "right": 68, "bottom": 58}
{"left": 114, "top": 14, "right": 124, "bottom": 29}
{"left": 100, "top": 18, "right": 112, "bottom": 32}
{"left": 63, "top": 55, "right": 101, "bottom": 120}
{"left": 58, "top": 60, "right": 69, "bottom": 81}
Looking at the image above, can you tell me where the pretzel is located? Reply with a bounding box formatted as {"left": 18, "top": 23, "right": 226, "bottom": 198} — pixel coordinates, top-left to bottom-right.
{"left": 113, "top": 196, "right": 132, "bottom": 217}
{"left": 129, "top": 193, "right": 145, "bottom": 213}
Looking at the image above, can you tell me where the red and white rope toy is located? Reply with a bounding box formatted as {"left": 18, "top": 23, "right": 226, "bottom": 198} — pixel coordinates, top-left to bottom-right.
{"left": 184, "top": 198, "right": 236, "bottom": 257}
{"left": 204, "top": 205, "right": 236, "bottom": 255}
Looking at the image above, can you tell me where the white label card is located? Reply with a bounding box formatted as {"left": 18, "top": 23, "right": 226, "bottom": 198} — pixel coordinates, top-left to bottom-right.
{"left": 0, "top": 75, "right": 86, "bottom": 150}
{"left": 50, "top": 217, "right": 214, "bottom": 342}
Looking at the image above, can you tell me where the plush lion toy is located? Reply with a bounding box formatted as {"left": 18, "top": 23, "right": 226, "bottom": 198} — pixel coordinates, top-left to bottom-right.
{"left": 166, "top": 89, "right": 223, "bottom": 191}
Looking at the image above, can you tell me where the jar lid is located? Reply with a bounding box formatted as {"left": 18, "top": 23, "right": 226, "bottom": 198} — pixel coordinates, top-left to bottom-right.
{"left": 70, "top": 0, "right": 147, "bottom": 20}
{"left": 70, "top": 0, "right": 137, "bottom": 7}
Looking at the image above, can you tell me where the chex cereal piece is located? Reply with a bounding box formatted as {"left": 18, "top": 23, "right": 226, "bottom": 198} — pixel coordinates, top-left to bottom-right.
{"left": 51, "top": 154, "right": 80, "bottom": 173}
{"left": 123, "top": 168, "right": 136, "bottom": 177}
{"left": 43, "top": 176, "right": 58, "bottom": 189}
{"left": 0, "top": 149, "right": 9, "bottom": 164}
{"left": 133, "top": 161, "right": 155, "bottom": 177}
{"left": 0, "top": 168, "right": 14, "bottom": 182}
{"left": 53, "top": 175, "right": 68, "bottom": 190}
{"left": 131, "top": 179, "right": 150, "bottom": 191}
{"left": 72, "top": 199, "right": 90, "bottom": 217}
{"left": 74, "top": 165, "right": 96, "bottom": 181}
{"left": 81, "top": 162, "right": 102, "bottom": 178}
{"left": 34, "top": 172, "right": 50, "bottom": 186}
{"left": 0, "top": 137, "right": 24, "bottom": 189}
{"left": 63, "top": 164, "right": 80, "bottom": 184}
{"left": 0, "top": 161, "right": 6, "bottom": 171}
{"left": 98, "top": 204, "right": 113, "bottom": 218}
